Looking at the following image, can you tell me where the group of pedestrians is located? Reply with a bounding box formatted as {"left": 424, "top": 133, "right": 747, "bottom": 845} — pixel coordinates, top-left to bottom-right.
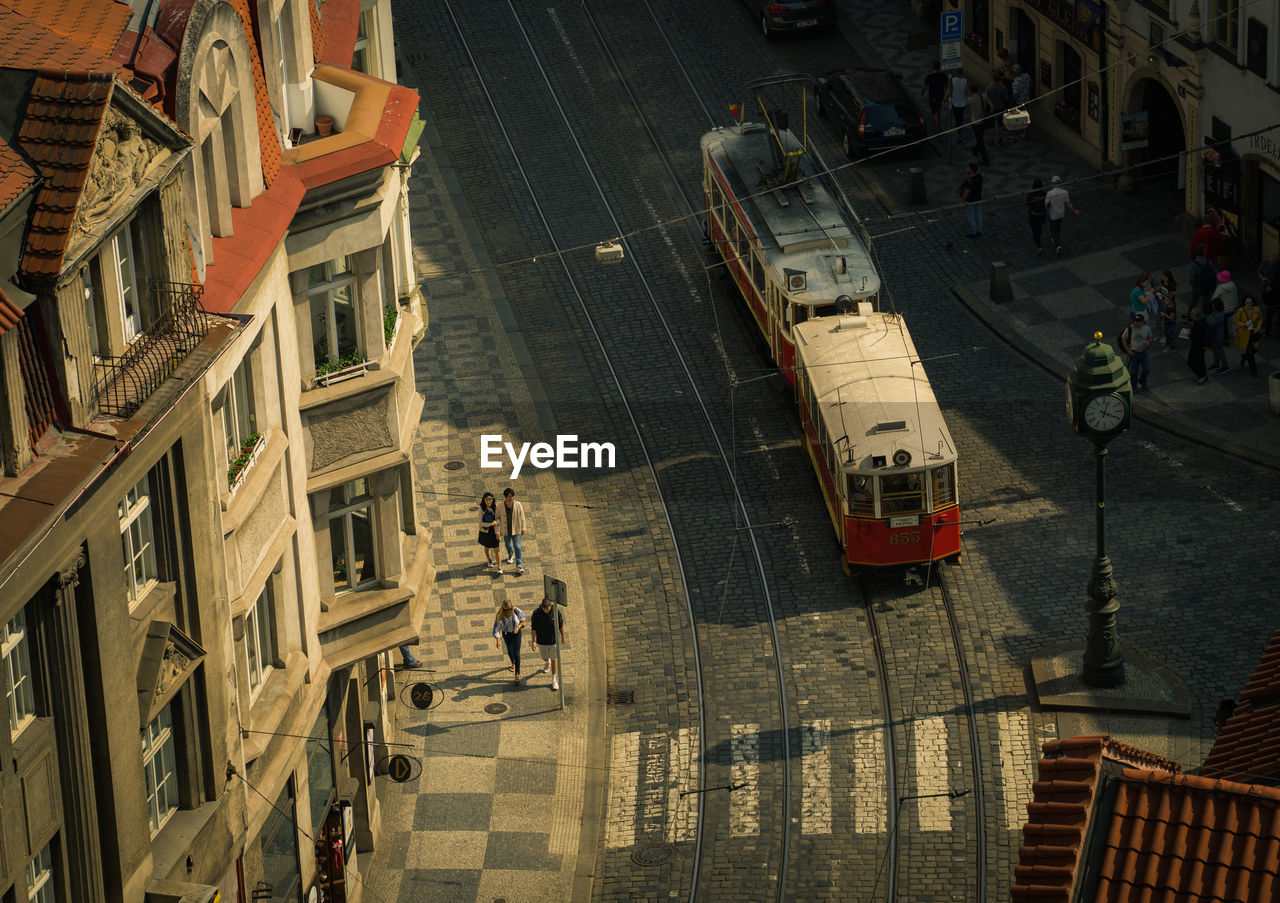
{"left": 477, "top": 487, "right": 527, "bottom": 575}
{"left": 492, "top": 596, "right": 566, "bottom": 690}
{"left": 1117, "top": 227, "right": 1267, "bottom": 388}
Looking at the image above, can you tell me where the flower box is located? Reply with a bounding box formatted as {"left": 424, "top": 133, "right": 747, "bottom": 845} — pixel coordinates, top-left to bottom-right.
{"left": 227, "top": 433, "right": 265, "bottom": 494}
{"left": 314, "top": 354, "right": 369, "bottom": 388}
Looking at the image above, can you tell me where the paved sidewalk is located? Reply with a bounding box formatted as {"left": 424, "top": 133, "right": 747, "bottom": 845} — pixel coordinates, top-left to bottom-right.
{"left": 362, "top": 99, "right": 604, "bottom": 903}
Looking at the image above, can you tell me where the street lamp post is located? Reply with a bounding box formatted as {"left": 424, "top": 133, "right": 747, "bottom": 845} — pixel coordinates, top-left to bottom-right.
{"left": 1065, "top": 332, "right": 1131, "bottom": 688}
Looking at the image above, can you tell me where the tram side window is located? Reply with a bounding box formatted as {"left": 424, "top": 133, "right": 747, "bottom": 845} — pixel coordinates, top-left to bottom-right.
{"left": 794, "top": 304, "right": 808, "bottom": 326}
{"left": 931, "top": 464, "right": 956, "bottom": 508}
{"left": 879, "top": 472, "right": 925, "bottom": 514}
{"left": 751, "top": 251, "right": 765, "bottom": 292}
{"left": 847, "top": 474, "right": 874, "bottom": 515}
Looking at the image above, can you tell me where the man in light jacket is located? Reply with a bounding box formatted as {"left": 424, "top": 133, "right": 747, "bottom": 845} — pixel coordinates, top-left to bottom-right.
{"left": 502, "top": 488, "right": 527, "bottom": 575}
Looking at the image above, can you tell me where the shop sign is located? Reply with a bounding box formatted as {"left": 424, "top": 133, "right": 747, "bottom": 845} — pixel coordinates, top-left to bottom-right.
{"left": 1021, "top": 0, "right": 1104, "bottom": 51}
{"left": 1247, "top": 133, "right": 1280, "bottom": 167}
{"left": 1204, "top": 143, "right": 1241, "bottom": 243}
{"left": 1121, "top": 111, "right": 1149, "bottom": 150}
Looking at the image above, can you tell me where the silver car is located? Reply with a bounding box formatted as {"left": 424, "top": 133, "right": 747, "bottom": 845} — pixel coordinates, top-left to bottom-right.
{"left": 748, "top": 0, "right": 837, "bottom": 38}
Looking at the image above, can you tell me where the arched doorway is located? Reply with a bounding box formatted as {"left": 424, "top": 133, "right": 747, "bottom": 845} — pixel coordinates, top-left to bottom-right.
{"left": 1124, "top": 78, "right": 1184, "bottom": 193}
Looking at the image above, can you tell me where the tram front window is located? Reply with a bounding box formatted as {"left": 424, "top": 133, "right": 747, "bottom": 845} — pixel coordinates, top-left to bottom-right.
{"left": 879, "top": 472, "right": 924, "bottom": 514}
{"left": 931, "top": 464, "right": 956, "bottom": 508}
{"left": 847, "top": 474, "right": 874, "bottom": 515}
{"left": 812, "top": 304, "right": 837, "bottom": 318}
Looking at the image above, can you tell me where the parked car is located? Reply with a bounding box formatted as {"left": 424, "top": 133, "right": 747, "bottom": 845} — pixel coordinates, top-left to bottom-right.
{"left": 745, "top": 0, "right": 837, "bottom": 38}
{"left": 813, "top": 68, "right": 927, "bottom": 158}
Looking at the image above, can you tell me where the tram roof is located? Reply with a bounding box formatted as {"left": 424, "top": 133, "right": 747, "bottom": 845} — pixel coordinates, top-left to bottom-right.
{"left": 793, "top": 314, "right": 956, "bottom": 471}
{"left": 701, "top": 124, "right": 880, "bottom": 303}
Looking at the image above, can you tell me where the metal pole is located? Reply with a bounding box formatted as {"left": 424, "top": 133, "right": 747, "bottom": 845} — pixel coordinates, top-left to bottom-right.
{"left": 1082, "top": 443, "right": 1125, "bottom": 687}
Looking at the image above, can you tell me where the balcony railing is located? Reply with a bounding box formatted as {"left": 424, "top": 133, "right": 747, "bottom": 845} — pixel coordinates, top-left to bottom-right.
{"left": 93, "top": 282, "right": 210, "bottom": 418}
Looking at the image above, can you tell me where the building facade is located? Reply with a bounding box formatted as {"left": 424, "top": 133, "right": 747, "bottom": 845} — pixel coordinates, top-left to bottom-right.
{"left": 0, "top": 1, "right": 432, "bottom": 901}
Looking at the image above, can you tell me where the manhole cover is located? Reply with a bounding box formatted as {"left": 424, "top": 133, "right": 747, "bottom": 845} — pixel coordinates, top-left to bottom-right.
{"left": 631, "top": 844, "right": 675, "bottom": 867}
{"left": 444, "top": 460, "right": 465, "bottom": 471}
{"left": 484, "top": 702, "right": 509, "bottom": 715}
{"left": 607, "top": 690, "right": 635, "bottom": 705}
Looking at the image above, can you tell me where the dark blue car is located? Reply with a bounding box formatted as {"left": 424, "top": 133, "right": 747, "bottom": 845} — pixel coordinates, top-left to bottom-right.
{"left": 814, "top": 68, "right": 927, "bottom": 158}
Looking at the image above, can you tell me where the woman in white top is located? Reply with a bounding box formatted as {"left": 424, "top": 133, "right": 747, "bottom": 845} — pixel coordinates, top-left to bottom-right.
{"left": 493, "top": 601, "right": 528, "bottom": 683}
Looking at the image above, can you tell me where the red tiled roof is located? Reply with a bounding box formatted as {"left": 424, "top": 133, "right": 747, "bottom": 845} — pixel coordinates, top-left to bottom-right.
{"left": 0, "top": 136, "right": 38, "bottom": 211}
{"left": 200, "top": 167, "right": 303, "bottom": 314}
{"left": 318, "top": 0, "right": 359, "bottom": 68}
{"left": 228, "top": 0, "right": 282, "bottom": 186}
{"left": 1013, "top": 736, "right": 1182, "bottom": 902}
{"left": 1094, "top": 770, "right": 1280, "bottom": 902}
{"left": 0, "top": 286, "right": 23, "bottom": 336}
{"left": 3, "top": 0, "right": 133, "bottom": 64}
{"left": 308, "top": 0, "right": 325, "bottom": 65}
{"left": 16, "top": 72, "right": 114, "bottom": 281}
{"left": 1203, "top": 629, "right": 1280, "bottom": 783}
{"left": 290, "top": 79, "right": 418, "bottom": 190}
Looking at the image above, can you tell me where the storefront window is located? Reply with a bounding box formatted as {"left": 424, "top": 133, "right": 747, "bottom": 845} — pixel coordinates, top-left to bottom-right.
{"left": 260, "top": 778, "right": 301, "bottom": 902}
{"left": 307, "top": 708, "right": 335, "bottom": 833}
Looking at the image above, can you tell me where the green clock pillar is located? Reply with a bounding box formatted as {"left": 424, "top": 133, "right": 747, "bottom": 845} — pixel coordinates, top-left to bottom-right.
{"left": 1065, "top": 332, "right": 1132, "bottom": 688}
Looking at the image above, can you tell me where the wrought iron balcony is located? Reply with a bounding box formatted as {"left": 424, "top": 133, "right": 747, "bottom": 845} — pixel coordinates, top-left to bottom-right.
{"left": 93, "top": 282, "right": 210, "bottom": 419}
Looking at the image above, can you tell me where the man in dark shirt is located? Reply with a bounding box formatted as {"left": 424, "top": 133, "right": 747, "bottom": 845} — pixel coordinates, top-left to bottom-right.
{"left": 530, "top": 597, "right": 566, "bottom": 691}
{"left": 921, "top": 60, "right": 948, "bottom": 135}
{"left": 961, "top": 163, "right": 983, "bottom": 237}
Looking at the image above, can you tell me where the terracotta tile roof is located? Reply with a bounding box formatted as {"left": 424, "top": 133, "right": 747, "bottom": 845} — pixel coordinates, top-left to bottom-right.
{"left": 228, "top": 0, "right": 281, "bottom": 185}
{"left": 1094, "top": 770, "right": 1280, "bottom": 902}
{"left": 318, "top": 0, "right": 359, "bottom": 68}
{"left": 1203, "top": 629, "right": 1280, "bottom": 784}
{"left": 308, "top": 0, "right": 325, "bottom": 65}
{"left": 0, "top": 136, "right": 38, "bottom": 211}
{"left": 0, "top": 0, "right": 130, "bottom": 71}
{"left": 16, "top": 72, "right": 114, "bottom": 281}
{"left": 0, "top": 286, "right": 23, "bottom": 336}
{"left": 1013, "top": 736, "right": 1182, "bottom": 902}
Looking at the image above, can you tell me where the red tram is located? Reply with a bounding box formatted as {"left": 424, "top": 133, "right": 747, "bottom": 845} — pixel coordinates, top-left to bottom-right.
{"left": 792, "top": 312, "right": 961, "bottom": 567}
{"left": 701, "top": 77, "right": 879, "bottom": 382}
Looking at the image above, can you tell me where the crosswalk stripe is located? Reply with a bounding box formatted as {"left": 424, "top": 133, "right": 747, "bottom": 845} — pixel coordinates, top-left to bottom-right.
{"left": 730, "top": 723, "right": 760, "bottom": 836}
{"left": 912, "top": 716, "right": 952, "bottom": 831}
{"left": 852, "top": 719, "right": 888, "bottom": 834}
{"left": 997, "top": 711, "right": 1034, "bottom": 832}
{"left": 667, "top": 727, "right": 698, "bottom": 844}
{"left": 801, "top": 719, "right": 833, "bottom": 834}
{"left": 605, "top": 731, "right": 639, "bottom": 849}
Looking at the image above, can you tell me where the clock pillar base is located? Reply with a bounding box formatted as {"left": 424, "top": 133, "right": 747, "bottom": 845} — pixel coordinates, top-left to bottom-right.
{"left": 1082, "top": 555, "right": 1125, "bottom": 688}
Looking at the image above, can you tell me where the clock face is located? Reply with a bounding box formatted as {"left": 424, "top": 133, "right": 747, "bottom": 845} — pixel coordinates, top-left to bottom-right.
{"left": 1083, "top": 393, "right": 1126, "bottom": 432}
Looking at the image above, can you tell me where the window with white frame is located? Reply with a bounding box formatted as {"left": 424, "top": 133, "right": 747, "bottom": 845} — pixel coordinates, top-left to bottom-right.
{"left": 142, "top": 703, "right": 179, "bottom": 836}
{"left": 119, "top": 475, "right": 158, "bottom": 606}
{"left": 329, "top": 478, "right": 377, "bottom": 593}
{"left": 82, "top": 217, "right": 152, "bottom": 357}
{"left": 1212, "top": 0, "right": 1238, "bottom": 52}
{"left": 308, "top": 257, "right": 361, "bottom": 369}
{"left": 222, "top": 360, "right": 258, "bottom": 466}
{"left": 351, "top": 8, "right": 373, "bottom": 73}
{"left": 25, "top": 841, "right": 55, "bottom": 903}
{"left": 275, "top": 2, "right": 295, "bottom": 144}
{"left": 242, "top": 585, "right": 275, "bottom": 700}
{"left": 3, "top": 609, "right": 36, "bottom": 739}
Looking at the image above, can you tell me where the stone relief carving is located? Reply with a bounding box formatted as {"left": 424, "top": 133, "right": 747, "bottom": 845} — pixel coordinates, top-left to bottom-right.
{"left": 54, "top": 551, "right": 88, "bottom": 606}
{"left": 154, "top": 640, "right": 192, "bottom": 697}
{"left": 74, "top": 108, "right": 166, "bottom": 235}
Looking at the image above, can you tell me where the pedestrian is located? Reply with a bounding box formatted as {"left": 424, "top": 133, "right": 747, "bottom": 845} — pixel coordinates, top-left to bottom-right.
{"left": 478, "top": 491, "right": 503, "bottom": 572}
{"left": 1044, "top": 176, "right": 1080, "bottom": 256}
{"left": 1234, "top": 294, "right": 1263, "bottom": 376}
{"left": 1186, "top": 307, "right": 1209, "bottom": 383}
{"left": 995, "top": 47, "right": 1011, "bottom": 76}
{"left": 966, "top": 84, "right": 990, "bottom": 165}
{"left": 960, "top": 162, "right": 983, "bottom": 237}
{"left": 1258, "top": 253, "right": 1280, "bottom": 337}
{"left": 1157, "top": 271, "right": 1178, "bottom": 350}
{"left": 397, "top": 645, "right": 420, "bottom": 669}
{"left": 984, "top": 72, "right": 1010, "bottom": 144}
{"left": 1011, "top": 64, "right": 1030, "bottom": 107}
{"left": 1188, "top": 218, "right": 1222, "bottom": 266}
{"left": 1188, "top": 244, "right": 1217, "bottom": 315}
{"left": 530, "top": 596, "right": 566, "bottom": 691}
{"left": 493, "top": 601, "right": 528, "bottom": 684}
{"left": 1120, "top": 313, "right": 1153, "bottom": 391}
{"left": 945, "top": 70, "right": 969, "bottom": 129}
{"left": 1212, "top": 270, "right": 1238, "bottom": 342}
{"left": 1129, "top": 272, "right": 1154, "bottom": 323}
{"left": 1026, "top": 178, "right": 1047, "bottom": 255}
{"left": 500, "top": 487, "right": 526, "bottom": 576}
{"left": 921, "top": 60, "right": 948, "bottom": 134}
{"left": 1206, "top": 297, "right": 1229, "bottom": 374}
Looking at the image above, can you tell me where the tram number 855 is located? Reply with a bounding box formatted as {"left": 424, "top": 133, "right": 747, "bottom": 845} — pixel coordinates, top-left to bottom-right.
{"left": 887, "top": 531, "right": 921, "bottom": 546}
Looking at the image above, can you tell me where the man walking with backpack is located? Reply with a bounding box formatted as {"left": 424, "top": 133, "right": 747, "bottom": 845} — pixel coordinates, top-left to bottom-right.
{"left": 1189, "top": 244, "right": 1217, "bottom": 316}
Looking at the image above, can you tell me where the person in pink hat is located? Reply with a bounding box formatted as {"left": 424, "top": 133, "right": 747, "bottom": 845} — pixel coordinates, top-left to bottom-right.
{"left": 1212, "top": 269, "right": 1239, "bottom": 342}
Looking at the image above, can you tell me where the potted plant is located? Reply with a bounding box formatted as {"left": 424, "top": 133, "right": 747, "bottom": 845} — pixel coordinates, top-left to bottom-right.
{"left": 227, "top": 432, "right": 264, "bottom": 489}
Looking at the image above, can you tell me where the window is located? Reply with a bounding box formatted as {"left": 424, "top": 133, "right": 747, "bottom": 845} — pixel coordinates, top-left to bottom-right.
{"left": 308, "top": 257, "right": 360, "bottom": 368}
{"left": 114, "top": 228, "right": 142, "bottom": 343}
{"left": 351, "top": 9, "right": 373, "bottom": 73}
{"left": 879, "top": 472, "right": 925, "bottom": 515}
{"left": 306, "top": 708, "right": 335, "bottom": 832}
{"left": 275, "top": 4, "right": 295, "bottom": 143}
{"left": 243, "top": 586, "right": 275, "bottom": 700}
{"left": 260, "top": 779, "right": 301, "bottom": 900}
{"left": 25, "top": 841, "right": 55, "bottom": 903}
{"left": 222, "top": 362, "right": 258, "bottom": 465}
{"left": 328, "top": 478, "right": 377, "bottom": 593}
{"left": 119, "top": 475, "right": 158, "bottom": 606}
{"left": 3, "top": 610, "right": 36, "bottom": 739}
{"left": 931, "top": 464, "right": 957, "bottom": 508}
{"left": 142, "top": 704, "right": 178, "bottom": 836}
{"left": 1246, "top": 18, "right": 1267, "bottom": 78}
{"left": 82, "top": 218, "right": 152, "bottom": 357}
{"left": 847, "top": 474, "right": 874, "bottom": 515}
{"left": 1212, "top": 0, "right": 1238, "bottom": 53}
{"left": 1149, "top": 20, "right": 1165, "bottom": 49}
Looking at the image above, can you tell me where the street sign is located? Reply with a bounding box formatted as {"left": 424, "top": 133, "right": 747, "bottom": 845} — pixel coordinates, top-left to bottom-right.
{"left": 940, "top": 10, "right": 963, "bottom": 69}
{"left": 543, "top": 574, "right": 568, "bottom": 607}
{"left": 385, "top": 754, "right": 414, "bottom": 783}
{"left": 409, "top": 682, "right": 434, "bottom": 709}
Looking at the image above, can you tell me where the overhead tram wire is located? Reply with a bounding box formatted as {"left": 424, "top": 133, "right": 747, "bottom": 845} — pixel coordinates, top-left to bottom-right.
{"left": 409, "top": 0, "right": 1272, "bottom": 292}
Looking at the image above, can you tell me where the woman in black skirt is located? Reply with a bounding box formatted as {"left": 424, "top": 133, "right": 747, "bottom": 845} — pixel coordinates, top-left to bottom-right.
{"left": 478, "top": 492, "right": 503, "bottom": 572}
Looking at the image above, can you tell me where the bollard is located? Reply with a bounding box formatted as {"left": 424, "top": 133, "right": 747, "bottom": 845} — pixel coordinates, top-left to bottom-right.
{"left": 990, "top": 261, "right": 1012, "bottom": 304}
{"left": 1270, "top": 371, "right": 1280, "bottom": 416}
{"left": 906, "top": 168, "right": 926, "bottom": 205}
